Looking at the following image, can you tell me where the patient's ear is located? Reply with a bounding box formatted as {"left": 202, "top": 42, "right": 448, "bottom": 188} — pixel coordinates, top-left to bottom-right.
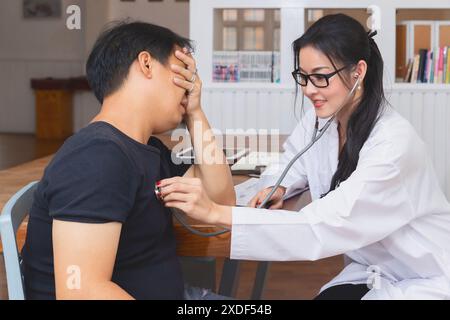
{"left": 137, "top": 51, "right": 153, "bottom": 79}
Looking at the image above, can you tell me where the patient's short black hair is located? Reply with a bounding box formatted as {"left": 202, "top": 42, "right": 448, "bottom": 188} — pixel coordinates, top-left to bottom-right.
{"left": 86, "top": 21, "right": 193, "bottom": 103}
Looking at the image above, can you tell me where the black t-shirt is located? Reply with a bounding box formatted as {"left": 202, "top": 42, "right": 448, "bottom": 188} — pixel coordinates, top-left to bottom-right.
{"left": 21, "top": 122, "right": 191, "bottom": 300}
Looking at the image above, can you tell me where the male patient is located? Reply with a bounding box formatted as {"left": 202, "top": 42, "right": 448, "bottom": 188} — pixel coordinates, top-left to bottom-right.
{"left": 21, "top": 21, "right": 235, "bottom": 300}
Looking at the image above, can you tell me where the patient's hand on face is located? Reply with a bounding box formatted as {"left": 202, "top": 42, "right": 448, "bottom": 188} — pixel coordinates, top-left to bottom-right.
{"left": 248, "top": 186, "right": 286, "bottom": 209}
{"left": 171, "top": 48, "right": 202, "bottom": 117}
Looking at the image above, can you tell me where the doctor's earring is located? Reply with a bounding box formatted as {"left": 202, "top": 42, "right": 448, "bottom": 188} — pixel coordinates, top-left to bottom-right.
{"left": 354, "top": 74, "right": 362, "bottom": 90}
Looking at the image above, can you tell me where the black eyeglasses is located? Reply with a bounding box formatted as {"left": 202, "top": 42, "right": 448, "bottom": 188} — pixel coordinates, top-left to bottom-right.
{"left": 292, "top": 65, "right": 350, "bottom": 88}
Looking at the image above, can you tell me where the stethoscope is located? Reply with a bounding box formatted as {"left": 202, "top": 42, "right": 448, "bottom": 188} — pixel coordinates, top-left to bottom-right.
{"left": 162, "top": 76, "right": 362, "bottom": 237}
{"left": 259, "top": 76, "right": 362, "bottom": 208}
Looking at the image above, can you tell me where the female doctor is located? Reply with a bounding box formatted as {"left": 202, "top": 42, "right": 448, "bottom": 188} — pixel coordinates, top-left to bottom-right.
{"left": 159, "top": 14, "right": 450, "bottom": 299}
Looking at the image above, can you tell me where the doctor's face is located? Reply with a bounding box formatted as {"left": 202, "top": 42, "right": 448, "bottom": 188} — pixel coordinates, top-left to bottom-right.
{"left": 298, "top": 46, "right": 355, "bottom": 119}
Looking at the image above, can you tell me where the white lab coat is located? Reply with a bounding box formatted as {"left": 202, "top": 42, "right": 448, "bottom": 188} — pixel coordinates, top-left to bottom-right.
{"left": 230, "top": 106, "right": 450, "bottom": 300}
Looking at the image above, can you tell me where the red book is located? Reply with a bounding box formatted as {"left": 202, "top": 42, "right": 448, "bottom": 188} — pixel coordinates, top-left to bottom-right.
{"left": 438, "top": 47, "right": 444, "bottom": 84}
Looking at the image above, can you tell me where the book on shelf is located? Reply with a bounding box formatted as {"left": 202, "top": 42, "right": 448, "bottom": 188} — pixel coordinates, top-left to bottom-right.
{"left": 411, "top": 54, "right": 420, "bottom": 83}
{"left": 425, "top": 50, "right": 432, "bottom": 83}
{"left": 437, "top": 47, "right": 443, "bottom": 84}
{"left": 212, "top": 51, "right": 281, "bottom": 83}
{"left": 417, "top": 49, "right": 427, "bottom": 83}
{"left": 447, "top": 47, "right": 450, "bottom": 83}
{"left": 428, "top": 51, "right": 436, "bottom": 83}
{"left": 212, "top": 52, "right": 240, "bottom": 83}
{"left": 404, "top": 58, "right": 413, "bottom": 83}
{"left": 443, "top": 47, "right": 448, "bottom": 84}
{"left": 402, "top": 46, "right": 450, "bottom": 84}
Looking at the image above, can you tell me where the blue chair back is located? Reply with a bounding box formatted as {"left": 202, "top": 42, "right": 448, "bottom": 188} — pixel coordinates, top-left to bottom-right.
{"left": 0, "top": 181, "right": 38, "bottom": 300}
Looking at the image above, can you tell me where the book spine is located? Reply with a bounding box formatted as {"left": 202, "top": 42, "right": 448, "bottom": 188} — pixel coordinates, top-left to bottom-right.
{"left": 430, "top": 50, "right": 435, "bottom": 83}
{"left": 438, "top": 47, "right": 444, "bottom": 84}
{"left": 447, "top": 46, "right": 450, "bottom": 84}
{"left": 443, "top": 46, "right": 448, "bottom": 84}
{"left": 418, "top": 49, "right": 427, "bottom": 83}
{"left": 426, "top": 50, "right": 432, "bottom": 83}
{"left": 404, "top": 58, "right": 413, "bottom": 83}
{"left": 423, "top": 50, "right": 429, "bottom": 83}
{"left": 434, "top": 47, "right": 440, "bottom": 84}
{"left": 411, "top": 54, "right": 420, "bottom": 83}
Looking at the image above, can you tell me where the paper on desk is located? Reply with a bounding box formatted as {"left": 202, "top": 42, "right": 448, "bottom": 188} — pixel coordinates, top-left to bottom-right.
{"left": 234, "top": 178, "right": 260, "bottom": 206}
{"left": 234, "top": 178, "right": 310, "bottom": 207}
{"left": 231, "top": 152, "right": 281, "bottom": 172}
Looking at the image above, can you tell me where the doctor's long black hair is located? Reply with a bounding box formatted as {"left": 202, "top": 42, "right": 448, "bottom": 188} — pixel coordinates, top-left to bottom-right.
{"left": 293, "top": 13, "right": 387, "bottom": 195}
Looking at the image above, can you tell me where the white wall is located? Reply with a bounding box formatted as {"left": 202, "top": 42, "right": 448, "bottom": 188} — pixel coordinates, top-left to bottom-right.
{"left": 0, "top": 0, "right": 86, "bottom": 133}
{"left": 108, "top": 0, "right": 189, "bottom": 38}
{"left": 0, "top": 0, "right": 191, "bottom": 133}
{"left": 84, "top": 0, "right": 110, "bottom": 57}
{"left": 0, "top": 0, "right": 86, "bottom": 61}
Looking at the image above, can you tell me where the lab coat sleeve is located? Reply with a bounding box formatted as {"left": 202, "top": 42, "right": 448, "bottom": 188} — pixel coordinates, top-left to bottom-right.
{"left": 258, "top": 120, "right": 310, "bottom": 193}
{"left": 231, "top": 142, "right": 416, "bottom": 262}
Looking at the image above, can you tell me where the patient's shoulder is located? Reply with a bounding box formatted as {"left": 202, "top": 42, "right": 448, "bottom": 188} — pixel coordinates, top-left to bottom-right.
{"left": 47, "top": 123, "right": 138, "bottom": 174}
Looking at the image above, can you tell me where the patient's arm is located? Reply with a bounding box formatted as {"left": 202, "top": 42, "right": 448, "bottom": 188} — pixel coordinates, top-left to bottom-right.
{"left": 171, "top": 49, "right": 235, "bottom": 206}
{"left": 52, "top": 220, "right": 134, "bottom": 300}
{"left": 183, "top": 110, "right": 236, "bottom": 206}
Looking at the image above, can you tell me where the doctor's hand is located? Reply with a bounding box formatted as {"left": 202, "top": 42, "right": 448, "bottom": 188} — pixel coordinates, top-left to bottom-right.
{"left": 248, "top": 186, "right": 286, "bottom": 209}
{"left": 171, "top": 48, "right": 202, "bottom": 116}
{"left": 157, "top": 177, "right": 219, "bottom": 225}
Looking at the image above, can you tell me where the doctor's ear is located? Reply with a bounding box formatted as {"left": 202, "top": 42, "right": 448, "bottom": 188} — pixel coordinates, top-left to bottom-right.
{"left": 137, "top": 51, "right": 153, "bottom": 79}
{"left": 353, "top": 60, "right": 368, "bottom": 82}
